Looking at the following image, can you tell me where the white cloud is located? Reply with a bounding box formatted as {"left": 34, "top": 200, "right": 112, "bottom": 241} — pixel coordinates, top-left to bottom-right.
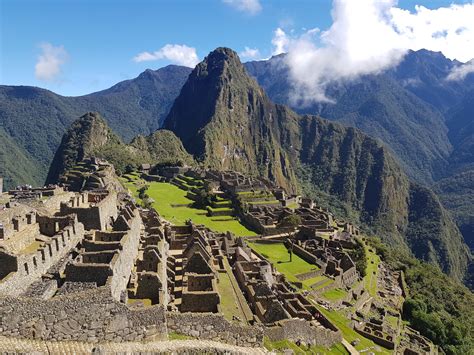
{"left": 35, "top": 42, "right": 68, "bottom": 81}
{"left": 239, "top": 46, "right": 261, "bottom": 60}
{"left": 271, "top": 28, "right": 290, "bottom": 56}
{"left": 133, "top": 44, "right": 199, "bottom": 68}
{"left": 281, "top": 0, "right": 474, "bottom": 105}
{"left": 447, "top": 60, "right": 474, "bottom": 81}
{"left": 222, "top": 0, "right": 262, "bottom": 15}
{"left": 391, "top": 3, "right": 474, "bottom": 62}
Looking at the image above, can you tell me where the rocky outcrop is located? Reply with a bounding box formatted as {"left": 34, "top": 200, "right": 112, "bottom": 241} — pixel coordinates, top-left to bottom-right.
{"left": 47, "top": 112, "right": 194, "bottom": 183}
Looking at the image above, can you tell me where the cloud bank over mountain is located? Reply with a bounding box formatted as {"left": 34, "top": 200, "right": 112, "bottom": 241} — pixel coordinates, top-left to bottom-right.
{"left": 275, "top": 0, "right": 474, "bottom": 104}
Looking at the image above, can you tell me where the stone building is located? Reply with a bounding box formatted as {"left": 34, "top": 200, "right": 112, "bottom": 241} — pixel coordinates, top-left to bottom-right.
{"left": 165, "top": 225, "right": 220, "bottom": 313}
{"left": 0, "top": 209, "right": 85, "bottom": 296}
{"left": 59, "top": 191, "right": 118, "bottom": 231}
{"left": 64, "top": 201, "right": 141, "bottom": 301}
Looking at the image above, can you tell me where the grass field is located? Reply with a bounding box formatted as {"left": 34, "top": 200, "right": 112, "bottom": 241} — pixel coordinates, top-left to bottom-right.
{"left": 363, "top": 242, "right": 380, "bottom": 297}
{"left": 264, "top": 337, "right": 349, "bottom": 354}
{"left": 321, "top": 288, "right": 348, "bottom": 301}
{"left": 121, "top": 177, "right": 256, "bottom": 237}
{"left": 216, "top": 271, "right": 248, "bottom": 321}
{"left": 248, "top": 242, "right": 318, "bottom": 287}
{"left": 315, "top": 305, "right": 391, "bottom": 354}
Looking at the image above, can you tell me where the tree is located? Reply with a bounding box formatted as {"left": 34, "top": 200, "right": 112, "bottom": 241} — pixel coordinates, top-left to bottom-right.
{"left": 193, "top": 187, "right": 213, "bottom": 209}
{"left": 278, "top": 214, "right": 302, "bottom": 228}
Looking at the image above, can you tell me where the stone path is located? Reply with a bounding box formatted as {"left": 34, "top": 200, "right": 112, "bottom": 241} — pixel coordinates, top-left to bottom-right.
{"left": 0, "top": 336, "right": 268, "bottom": 354}
{"left": 342, "top": 338, "right": 360, "bottom": 355}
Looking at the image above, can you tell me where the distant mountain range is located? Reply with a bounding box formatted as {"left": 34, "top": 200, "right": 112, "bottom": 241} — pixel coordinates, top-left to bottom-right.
{"left": 47, "top": 48, "right": 470, "bottom": 286}
{"left": 0, "top": 47, "right": 472, "bottom": 281}
{"left": 0, "top": 65, "right": 191, "bottom": 188}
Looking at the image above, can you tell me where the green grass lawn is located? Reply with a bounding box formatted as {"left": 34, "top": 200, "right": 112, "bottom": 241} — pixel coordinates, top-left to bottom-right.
{"left": 121, "top": 179, "right": 256, "bottom": 237}
{"left": 264, "top": 337, "right": 349, "bottom": 354}
{"left": 216, "top": 271, "right": 249, "bottom": 322}
{"left": 363, "top": 242, "right": 380, "bottom": 297}
{"left": 168, "top": 332, "right": 194, "bottom": 340}
{"left": 321, "top": 288, "right": 348, "bottom": 301}
{"left": 315, "top": 305, "right": 391, "bottom": 354}
{"left": 386, "top": 315, "right": 399, "bottom": 329}
{"left": 248, "top": 242, "right": 317, "bottom": 287}
{"left": 312, "top": 278, "right": 335, "bottom": 290}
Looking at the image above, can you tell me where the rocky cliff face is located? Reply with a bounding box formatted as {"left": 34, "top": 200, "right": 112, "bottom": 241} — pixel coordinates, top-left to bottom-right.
{"left": 164, "top": 48, "right": 470, "bottom": 280}
{"left": 164, "top": 48, "right": 298, "bottom": 191}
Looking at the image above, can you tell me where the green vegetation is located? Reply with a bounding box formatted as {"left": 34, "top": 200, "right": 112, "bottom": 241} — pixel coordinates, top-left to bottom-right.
{"left": 263, "top": 337, "right": 349, "bottom": 354}
{"left": 0, "top": 66, "right": 191, "bottom": 188}
{"left": 347, "top": 238, "right": 367, "bottom": 277}
{"left": 122, "top": 178, "right": 255, "bottom": 237}
{"left": 315, "top": 306, "right": 391, "bottom": 354}
{"left": 434, "top": 170, "right": 474, "bottom": 277}
{"left": 47, "top": 112, "right": 194, "bottom": 183}
{"left": 247, "top": 241, "right": 316, "bottom": 287}
{"left": 277, "top": 213, "right": 302, "bottom": 228}
{"left": 363, "top": 242, "right": 380, "bottom": 297}
{"left": 168, "top": 332, "right": 194, "bottom": 341}
{"left": 216, "top": 271, "right": 246, "bottom": 321}
{"left": 311, "top": 278, "right": 334, "bottom": 290}
{"left": 368, "top": 240, "right": 474, "bottom": 354}
{"left": 0, "top": 128, "right": 44, "bottom": 190}
{"left": 321, "top": 288, "right": 348, "bottom": 301}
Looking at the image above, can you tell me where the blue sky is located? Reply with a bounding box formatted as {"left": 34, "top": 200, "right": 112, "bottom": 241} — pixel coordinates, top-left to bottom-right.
{"left": 1, "top": 0, "right": 472, "bottom": 96}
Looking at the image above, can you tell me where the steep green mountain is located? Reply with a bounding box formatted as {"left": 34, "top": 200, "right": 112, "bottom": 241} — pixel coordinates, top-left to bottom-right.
{"left": 245, "top": 54, "right": 452, "bottom": 183}
{"left": 164, "top": 48, "right": 299, "bottom": 191}
{"left": 164, "top": 47, "right": 470, "bottom": 281}
{"left": 245, "top": 51, "right": 474, "bottom": 262}
{"left": 388, "top": 49, "right": 474, "bottom": 113}
{"left": 434, "top": 171, "right": 474, "bottom": 252}
{"left": 46, "top": 112, "right": 193, "bottom": 183}
{"left": 0, "top": 65, "right": 191, "bottom": 189}
{"left": 445, "top": 90, "right": 474, "bottom": 174}
{"left": 0, "top": 128, "right": 44, "bottom": 188}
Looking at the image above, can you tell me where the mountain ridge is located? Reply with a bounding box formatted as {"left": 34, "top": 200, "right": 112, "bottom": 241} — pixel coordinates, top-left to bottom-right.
{"left": 163, "top": 47, "right": 470, "bottom": 282}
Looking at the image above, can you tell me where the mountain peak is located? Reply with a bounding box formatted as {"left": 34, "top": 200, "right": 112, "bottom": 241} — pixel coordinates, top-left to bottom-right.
{"left": 163, "top": 47, "right": 265, "bottom": 157}
{"left": 193, "top": 47, "right": 246, "bottom": 81}
{"left": 46, "top": 112, "right": 120, "bottom": 183}
{"left": 204, "top": 47, "right": 240, "bottom": 66}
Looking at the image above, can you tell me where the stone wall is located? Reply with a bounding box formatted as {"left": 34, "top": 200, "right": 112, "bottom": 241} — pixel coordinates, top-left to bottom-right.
{"left": 59, "top": 192, "right": 117, "bottom": 231}
{"left": 288, "top": 241, "right": 318, "bottom": 265}
{"left": 0, "top": 219, "right": 85, "bottom": 296}
{"left": 109, "top": 209, "right": 141, "bottom": 301}
{"left": 265, "top": 318, "right": 341, "bottom": 347}
{"left": 354, "top": 326, "right": 395, "bottom": 349}
{"left": 166, "top": 312, "right": 263, "bottom": 348}
{"left": 295, "top": 269, "right": 323, "bottom": 281}
{"left": 0, "top": 287, "right": 167, "bottom": 343}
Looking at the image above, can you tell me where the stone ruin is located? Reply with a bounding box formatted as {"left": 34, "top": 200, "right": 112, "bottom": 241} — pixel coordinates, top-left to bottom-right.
{"left": 292, "top": 228, "right": 359, "bottom": 289}
{"left": 0, "top": 161, "right": 437, "bottom": 353}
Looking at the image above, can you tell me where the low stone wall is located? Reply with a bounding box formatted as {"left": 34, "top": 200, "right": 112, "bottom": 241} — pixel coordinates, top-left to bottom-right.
{"left": 0, "top": 287, "right": 167, "bottom": 343}
{"left": 295, "top": 269, "right": 323, "bottom": 281}
{"left": 288, "top": 242, "right": 318, "bottom": 264}
{"left": 310, "top": 277, "right": 341, "bottom": 295}
{"left": 265, "top": 318, "right": 341, "bottom": 347}
{"left": 166, "top": 312, "right": 263, "bottom": 348}
{"left": 354, "top": 326, "right": 395, "bottom": 349}
{"left": 142, "top": 174, "right": 164, "bottom": 182}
